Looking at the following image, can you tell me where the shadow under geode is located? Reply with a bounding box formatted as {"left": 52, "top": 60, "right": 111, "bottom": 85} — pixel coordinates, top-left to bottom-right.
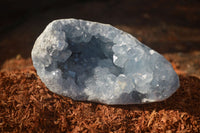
{"left": 73, "top": 75, "right": 200, "bottom": 117}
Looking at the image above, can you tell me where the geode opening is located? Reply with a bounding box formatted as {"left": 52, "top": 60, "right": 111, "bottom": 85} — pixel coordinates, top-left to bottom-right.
{"left": 58, "top": 36, "right": 122, "bottom": 89}
{"left": 31, "top": 19, "right": 180, "bottom": 104}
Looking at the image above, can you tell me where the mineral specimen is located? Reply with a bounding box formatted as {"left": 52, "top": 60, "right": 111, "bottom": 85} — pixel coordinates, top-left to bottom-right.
{"left": 31, "top": 19, "right": 180, "bottom": 104}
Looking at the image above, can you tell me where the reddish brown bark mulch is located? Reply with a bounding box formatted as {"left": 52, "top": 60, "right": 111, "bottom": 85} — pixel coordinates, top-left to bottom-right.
{"left": 0, "top": 58, "right": 199, "bottom": 132}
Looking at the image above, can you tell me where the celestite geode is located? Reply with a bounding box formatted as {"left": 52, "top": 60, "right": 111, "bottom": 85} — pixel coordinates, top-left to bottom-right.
{"left": 31, "top": 19, "right": 180, "bottom": 104}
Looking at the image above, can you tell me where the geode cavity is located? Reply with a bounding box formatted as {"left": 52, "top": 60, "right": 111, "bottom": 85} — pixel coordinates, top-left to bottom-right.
{"left": 31, "top": 19, "right": 180, "bottom": 104}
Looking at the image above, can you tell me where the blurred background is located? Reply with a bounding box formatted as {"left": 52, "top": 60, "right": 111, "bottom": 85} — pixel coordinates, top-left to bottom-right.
{"left": 0, "top": 0, "right": 200, "bottom": 70}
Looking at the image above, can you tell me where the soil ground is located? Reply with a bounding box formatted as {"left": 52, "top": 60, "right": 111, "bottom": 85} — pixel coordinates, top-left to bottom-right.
{"left": 0, "top": 0, "right": 200, "bottom": 132}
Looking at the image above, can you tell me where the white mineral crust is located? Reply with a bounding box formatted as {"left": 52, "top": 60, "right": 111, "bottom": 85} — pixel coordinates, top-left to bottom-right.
{"left": 31, "top": 19, "right": 180, "bottom": 104}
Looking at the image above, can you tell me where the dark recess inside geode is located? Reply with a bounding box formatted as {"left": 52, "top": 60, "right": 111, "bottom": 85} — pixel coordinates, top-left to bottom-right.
{"left": 56, "top": 36, "right": 123, "bottom": 87}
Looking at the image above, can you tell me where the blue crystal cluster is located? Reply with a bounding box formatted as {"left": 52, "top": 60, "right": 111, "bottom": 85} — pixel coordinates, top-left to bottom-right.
{"left": 31, "top": 19, "right": 180, "bottom": 104}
